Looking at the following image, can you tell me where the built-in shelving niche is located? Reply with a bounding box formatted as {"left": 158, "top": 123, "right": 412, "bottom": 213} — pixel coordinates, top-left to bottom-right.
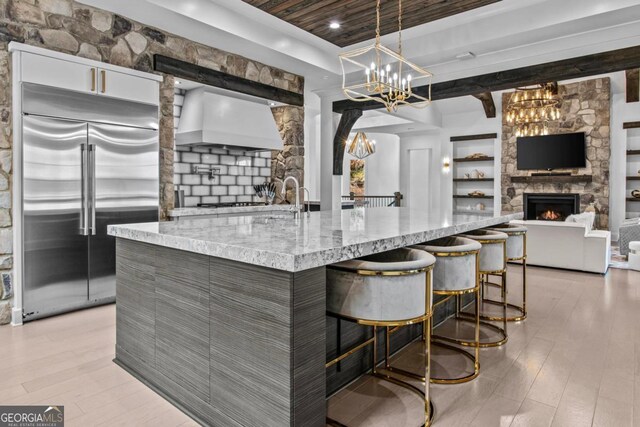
{"left": 626, "top": 124, "right": 640, "bottom": 219}
{"left": 451, "top": 133, "right": 497, "bottom": 215}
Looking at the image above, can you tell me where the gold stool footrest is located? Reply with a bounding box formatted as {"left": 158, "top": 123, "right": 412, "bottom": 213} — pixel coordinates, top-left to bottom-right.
{"left": 478, "top": 298, "right": 527, "bottom": 322}
{"left": 430, "top": 339, "right": 480, "bottom": 384}
{"left": 451, "top": 314, "right": 508, "bottom": 348}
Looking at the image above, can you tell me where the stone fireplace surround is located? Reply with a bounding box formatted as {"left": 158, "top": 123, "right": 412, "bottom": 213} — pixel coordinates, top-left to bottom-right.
{"left": 501, "top": 77, "right": 611, "bottom": 229}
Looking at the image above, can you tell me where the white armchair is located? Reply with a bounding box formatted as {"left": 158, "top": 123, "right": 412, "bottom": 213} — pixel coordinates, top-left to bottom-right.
{"left": 511, "top": 220, "right": 610, "bottom": 274}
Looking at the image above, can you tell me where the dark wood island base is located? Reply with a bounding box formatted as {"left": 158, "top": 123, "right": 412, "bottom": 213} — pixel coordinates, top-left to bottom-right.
{"left": 114, "top": 239, "right": 326, "bottom": 427}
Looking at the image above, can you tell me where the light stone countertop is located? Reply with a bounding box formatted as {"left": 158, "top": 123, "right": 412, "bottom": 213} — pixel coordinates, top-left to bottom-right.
{"left": 169, "top": 204, "right": 291, "bottom": 218}
{"left": 108, "top": 208, "right": 523, "bottom": 272}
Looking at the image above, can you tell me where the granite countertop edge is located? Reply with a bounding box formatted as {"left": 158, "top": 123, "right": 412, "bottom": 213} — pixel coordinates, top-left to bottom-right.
{"left": 108, "top": 211, "right": 523, "bottom": 272}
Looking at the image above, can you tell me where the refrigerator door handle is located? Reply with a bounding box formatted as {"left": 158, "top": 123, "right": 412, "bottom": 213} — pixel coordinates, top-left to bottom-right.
{"left": 89, "top": 143, "right": 96, "bottom": 236}
{"left": 80, "top": 143, "right": 89, "bottom": 236}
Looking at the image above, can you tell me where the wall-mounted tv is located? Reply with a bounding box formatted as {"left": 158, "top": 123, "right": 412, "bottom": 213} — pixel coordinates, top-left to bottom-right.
{"left": 516, "top": 132, "right": 586, "bottom": 170}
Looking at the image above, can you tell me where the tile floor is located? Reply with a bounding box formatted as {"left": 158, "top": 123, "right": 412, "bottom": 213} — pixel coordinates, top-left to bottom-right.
{"left": 1, "top": 265, "right": 638, "bottom": 426}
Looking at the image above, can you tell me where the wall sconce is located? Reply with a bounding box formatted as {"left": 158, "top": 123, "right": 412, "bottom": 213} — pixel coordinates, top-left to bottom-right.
{"left": 442, "top": 157, "right": 451, "bottom": 173}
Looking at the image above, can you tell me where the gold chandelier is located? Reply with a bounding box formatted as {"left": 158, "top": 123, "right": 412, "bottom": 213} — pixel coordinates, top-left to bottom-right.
{"left": 339, "top": 0, "right": 432, "bottom": 112}
{"left": 348, "top": 132, "right": 376, "bottom": 159}
{"left": 506, "top": 83, "right": 561, "bottom": 137}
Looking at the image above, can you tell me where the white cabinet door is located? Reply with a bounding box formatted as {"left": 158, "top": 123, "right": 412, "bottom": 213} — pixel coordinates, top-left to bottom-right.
{"left": 21, "top": 53, "right": 97, "bottom": 94}
{"left": 98, "top": 69, "right": 159, "bottom": 105}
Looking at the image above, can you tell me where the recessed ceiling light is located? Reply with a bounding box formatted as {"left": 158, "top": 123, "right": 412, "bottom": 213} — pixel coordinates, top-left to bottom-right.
{"left": 329, "top": 22, "right": 340, "bottom": 29}
{"left": 175, "top": 80, "right": 182, "bottom": 85}
{"left": 269, "top": 102, "right": 277, "bottom": 106}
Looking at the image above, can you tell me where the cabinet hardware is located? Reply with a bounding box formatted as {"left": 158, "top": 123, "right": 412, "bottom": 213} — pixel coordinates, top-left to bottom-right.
{"left": 91, "top": 68, "right": 96, "bottom": 92}
{"left": 101, "top": 70, "right": 106, "bottom": 93}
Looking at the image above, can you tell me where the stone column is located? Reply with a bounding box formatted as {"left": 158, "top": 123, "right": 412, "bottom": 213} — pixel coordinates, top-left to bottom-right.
{"left": 0, "top": 44, "right": 13, "bottom": 325}
{"left": 271, "top": 106, "right": 304, "bottom": 204}
{"left": 159, "top": 74, "right": 174, "bottom": 221}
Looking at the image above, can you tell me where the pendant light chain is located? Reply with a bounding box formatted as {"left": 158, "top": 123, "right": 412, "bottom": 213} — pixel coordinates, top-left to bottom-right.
{"left": 398, "top": 0, "right": 402, "bottom": 55}
{"left": 375, "top": 0, "right": 381, "bottom": 45}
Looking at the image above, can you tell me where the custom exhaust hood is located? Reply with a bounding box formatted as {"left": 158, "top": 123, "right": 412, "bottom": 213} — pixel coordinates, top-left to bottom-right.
{"left": 176, "top": 88, "right": 283, "bottom": 151}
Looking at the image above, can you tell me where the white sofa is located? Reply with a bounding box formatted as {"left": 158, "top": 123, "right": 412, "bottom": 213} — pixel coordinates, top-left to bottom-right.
{"left": 511, "top": 220, "right": 610, "bottom": 274}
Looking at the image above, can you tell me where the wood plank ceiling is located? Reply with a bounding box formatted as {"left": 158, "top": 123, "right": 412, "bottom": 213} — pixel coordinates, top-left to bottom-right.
{"left": 242, "top": 0, "right": 502, "bottom": 47}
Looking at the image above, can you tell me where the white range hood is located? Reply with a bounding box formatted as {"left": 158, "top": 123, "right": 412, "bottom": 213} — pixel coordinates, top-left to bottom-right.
{"left": 176, "top": 88, "right": 283, "bottom": 151}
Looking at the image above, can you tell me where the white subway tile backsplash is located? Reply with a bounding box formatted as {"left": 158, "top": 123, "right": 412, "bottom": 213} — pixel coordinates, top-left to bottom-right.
{"left": 174, "top": 146, "right": 275, "bottom": 207}
{"left": 228, "top": 186, "right": 244, "bottom": 196}
{"left": 174, "top": 162, "right": 191, "bottom": 174}
{"left": 192, "top": 146, "right": 211, "bottom": 153}
{"left": 192, "top": 186, "right": 211, "bottom": 196}
{"left": 259, "top": 167, "right": 271, "bottom": 177}
{"left": 201, "top": 196, "right": 220, "bottom": 204}
{"left": 211, "top": 186, "right": 228, "bottom": 196}
{"left": 182, "top": 152, "right": 201, "bottom": 163}
{"left": 184, "top": 196, "right": 200, "bottom": 206}
{"left": 220, "top": 155, "right": 235, "bottom": 165}
{"left": 219, "top": 175, "right": 236, "bottom": 185}
{"left": 182, "top": 174, "right": 202, "bottom": 185}
{"left": 201, "top": 154, "right": 220, "bottom": 164}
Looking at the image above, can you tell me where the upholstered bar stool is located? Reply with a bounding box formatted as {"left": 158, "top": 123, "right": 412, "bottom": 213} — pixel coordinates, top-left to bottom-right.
{"left": 326, "top": 248, "right": 436, "bottom": 427}
{"left": 485, "top": 223, "right": 528, "bottom": 321}
{"left": 411, "top": 237, "right": 481, "bottom": 384}
{"left": 457, "top": 229, "right": 509, "bottom": 348}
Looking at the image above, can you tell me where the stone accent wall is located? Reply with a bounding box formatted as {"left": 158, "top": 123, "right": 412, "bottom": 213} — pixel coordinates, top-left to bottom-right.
{"left": 0, "top": 0, "right": 304, "bottom": 324}
{"left": 271, "top": 106, "right": 305, "bottom": 204}
{"left": 501, "top": 77, "right": 611, "bottom": 229}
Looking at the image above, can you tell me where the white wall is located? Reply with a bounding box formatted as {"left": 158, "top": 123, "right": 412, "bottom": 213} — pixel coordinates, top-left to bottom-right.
{"left": 303, "top": 89, "right": 321, "bottom": 201}
{"left": 341, "top": 133, "right": 400, "bottom": 196}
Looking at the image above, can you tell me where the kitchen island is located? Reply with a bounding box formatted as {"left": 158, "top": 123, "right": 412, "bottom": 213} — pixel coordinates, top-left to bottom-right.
{"left": 108, "top": 208, "right": 522, "bottom": 427}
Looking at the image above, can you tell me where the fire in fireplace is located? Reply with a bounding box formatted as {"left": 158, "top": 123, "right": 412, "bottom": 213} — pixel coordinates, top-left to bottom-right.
{"left": 524, "top": 193, "right": 580, "bottom": 221}
{"left": 538, "top": 209, "right": 564, "bottom": 221}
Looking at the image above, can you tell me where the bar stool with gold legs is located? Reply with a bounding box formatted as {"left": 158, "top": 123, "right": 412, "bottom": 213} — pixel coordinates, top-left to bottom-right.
{"left": 456, "top": 229, "right": 509, "bottom": 348}
{"left": 484, "top": 223, "right": 528, "bottom": 321}
{"left": 326, "top": 248, "right": 437, "bottom": 427}
{"left": 411, "top": 236, "right": 482, "bottom": 384}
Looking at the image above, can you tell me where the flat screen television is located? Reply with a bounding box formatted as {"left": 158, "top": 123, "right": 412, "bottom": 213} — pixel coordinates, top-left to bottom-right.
{"left": 516, "top": 132, "right": 586, "bottom": 170}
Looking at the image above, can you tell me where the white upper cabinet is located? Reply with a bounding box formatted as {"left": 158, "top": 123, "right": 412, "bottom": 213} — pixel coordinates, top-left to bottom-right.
{"left": 21, "top": 52, "right": 96, "bottom": 94}
{"left": 10, "top": 43, "right": 162, "bottom": 106}
{"left": 98, "top": 68, "right": 159, "bottom": 105}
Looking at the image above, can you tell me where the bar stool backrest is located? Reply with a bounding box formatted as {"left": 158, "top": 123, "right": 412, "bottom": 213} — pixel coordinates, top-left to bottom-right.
{"left": 486, "top": 224, "right": 527, "bottom": 261}
{"left": 327, "top": 248, "right": 436, "bottom": 323}
{"left": 457, "top": 230, "right": 508, "bottom": 274}
{"left": 412, "top": 237, "right": 481, "bottom": 293}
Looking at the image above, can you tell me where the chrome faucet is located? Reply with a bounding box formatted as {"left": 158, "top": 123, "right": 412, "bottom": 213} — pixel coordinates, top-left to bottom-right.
{"left": 282, "top": 176, "right": 302, "bottom": 218}
{"left": 301, "top": 187, "right": 311, "bottom": 218}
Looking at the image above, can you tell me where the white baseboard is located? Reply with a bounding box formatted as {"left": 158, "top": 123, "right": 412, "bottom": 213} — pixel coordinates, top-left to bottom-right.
{"left": 11, "top": 307, "right": 22, "bottom": 326}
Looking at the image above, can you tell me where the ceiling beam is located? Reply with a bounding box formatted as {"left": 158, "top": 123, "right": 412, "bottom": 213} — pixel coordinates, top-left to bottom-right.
{"left": 333, "top": 109, "right": 363, "bottom": 175}
{"left": 154, "top": 55, "right": 304, "bottom": 107}
{"left": 626, "top": 69, "right": 639, "bottom": 103}
{"left": 333, "top": 45, "right": 640, "bottom": 113}
{"left": 472, "top": 92, "right": 496, "bottom": 118}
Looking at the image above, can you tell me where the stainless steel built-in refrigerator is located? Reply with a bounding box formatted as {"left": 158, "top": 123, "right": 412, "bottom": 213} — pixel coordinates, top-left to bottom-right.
{"left": 20, "top": 83, "right": 159, "bottom": 321}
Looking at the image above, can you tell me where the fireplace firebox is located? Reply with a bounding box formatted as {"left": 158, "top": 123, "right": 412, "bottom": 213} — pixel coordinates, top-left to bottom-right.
{"left": 523, "top": 193, "right": 580, "bottom": 221}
